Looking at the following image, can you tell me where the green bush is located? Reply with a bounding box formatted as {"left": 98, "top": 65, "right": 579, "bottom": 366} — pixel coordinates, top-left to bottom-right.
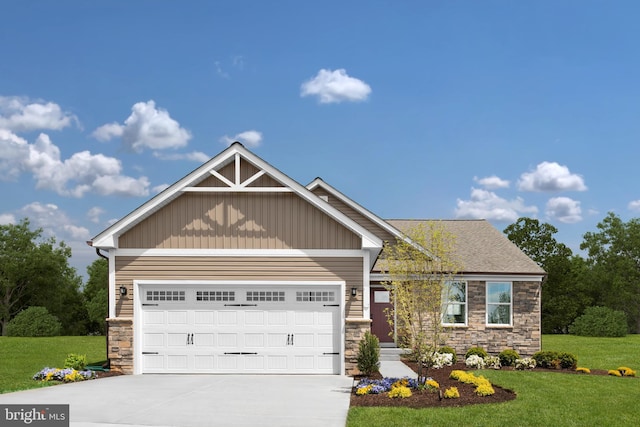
{"left": 465, "top": 346, "right": 488, "bottom": 359}
{"left": 498, "top": 349, "right": 520, "bottom": 367}
{"left": 533, "top": 351, "right": 560, "bottom": 369}
{"left": 438, "top": 346, "right": 458, "bottom": 364}
{"left": 64, "top": 353, "right": 87, "bottom": 370}
{"left": 558, "top": 352, "right": 578, "bottom": 370}
{"left": 6, "top": 306, "right": 62, "bottom": 337}
{"left": 569, "top": 306, "right": 628, "bottom": 337}
{"left": 356, "top": 331, "right": 380, "bottom": 376}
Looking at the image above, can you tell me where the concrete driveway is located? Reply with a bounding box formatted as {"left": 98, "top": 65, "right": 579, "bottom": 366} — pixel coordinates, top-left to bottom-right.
{"left": 0, "top": 375, "right": 353, "bottom": 427}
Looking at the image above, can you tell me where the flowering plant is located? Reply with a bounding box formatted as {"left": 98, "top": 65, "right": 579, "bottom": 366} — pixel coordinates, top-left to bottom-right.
{"left": 443, "top": 386, "right": 460, "bottom": 399}
{"left": 33, "top": 367, "right": 96, "bottom": 382}
{"left": 575, "top": 367, "right": 591, "bottom": 374}
{"left": 515, "top": 357, "right": 537, "bottom": 370}
{"left": 617, "top": 367, "right": 636, "bottom": 377}
{"left": 354, "top": 377, "right": 420, "bottom": 395}
{"left": 465, "top": 354, "right": 486, "bottom": 369}
{"left": 423, "top": 351, "right": 454, "bottom": 369}
{"left": 484, "top": 356, "right": 501, "bottom": 370}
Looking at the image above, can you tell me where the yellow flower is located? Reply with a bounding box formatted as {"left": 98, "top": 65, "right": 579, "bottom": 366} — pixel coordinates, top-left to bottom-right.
{"left": 444, "top": 387, "right": 460, "bottom": 399}
{"left": 576, "top": 367, "right": 590, "bottom": 374}
{"left": 355, "top": 385, "right": 372, "bottom": 395}
{"left": 388, "top": 386, "right": 412, "bottom": 398}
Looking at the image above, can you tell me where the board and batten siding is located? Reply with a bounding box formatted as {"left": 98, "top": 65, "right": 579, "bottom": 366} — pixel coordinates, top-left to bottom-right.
{"left": 311, "top": 188, "right": 397, "bottom": 244}
{"left": 114, "top": 256, "right": 364, "bottom": 318}
{"left": 118, "top": 192, "right": 361, "bottom": 250}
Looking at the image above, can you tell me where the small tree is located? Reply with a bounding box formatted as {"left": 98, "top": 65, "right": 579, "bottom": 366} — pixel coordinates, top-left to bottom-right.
{"left": 356, "top": 331, "right": 380, "bottom": 376}
{"left": 379, "top": 222, "right": 460, "bottom": 380}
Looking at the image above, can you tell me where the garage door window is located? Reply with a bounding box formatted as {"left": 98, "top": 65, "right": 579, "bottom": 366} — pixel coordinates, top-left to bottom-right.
{"left": 196, "top": 291, "right": 235, "bottom": 302}
{"left": 246, "top": 291, "right": 285, "bottom": 302}
{"left": 296, "top": 291, "right": 336, "bottom": 302}
{"left": 146, "top": 290, "right": 186, "bottom": 302}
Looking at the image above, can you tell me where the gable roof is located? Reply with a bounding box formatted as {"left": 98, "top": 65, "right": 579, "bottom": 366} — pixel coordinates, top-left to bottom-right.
{"left": 91, "top": 142, "right": 382, "bottom": 258}
{"left": 384, "top": 219, "right": 546, "bottom": 276}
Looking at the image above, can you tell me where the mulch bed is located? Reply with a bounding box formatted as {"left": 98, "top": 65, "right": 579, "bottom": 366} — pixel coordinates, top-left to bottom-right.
{"left": 350, "top": 362, "right": 516, "bottom": 408}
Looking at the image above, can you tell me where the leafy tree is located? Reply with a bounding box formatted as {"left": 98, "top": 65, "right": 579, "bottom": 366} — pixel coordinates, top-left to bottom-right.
{"left": 84, "top": 258, "right": 108, "bottom": 334}
{"left": 0, "top": 219, "right": 86, "bottom": 335}
{"left": 379, "top": 222, "right": 460, "bottom": 380}
{"left": 504, "top": 218, "right": 591, "bottom": 333}
{"left": 581, "top": 212, "right": 640, "bottom": 332}
{"left": 5, "top": 306, "right": 62, "bottom": 337}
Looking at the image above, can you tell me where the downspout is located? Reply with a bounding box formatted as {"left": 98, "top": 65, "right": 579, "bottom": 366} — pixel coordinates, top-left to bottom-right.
{"left": 87, "top": 241, "right": 111, "bottom": 370}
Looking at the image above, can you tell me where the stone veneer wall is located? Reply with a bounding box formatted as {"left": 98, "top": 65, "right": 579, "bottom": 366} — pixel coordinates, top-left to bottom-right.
{"left": 107, "top": 318, "right": 134, "bottom": 374}
{"left": 447, "top": 280, "right": 541, "bottom": 357}
{"left": 345, "top": 318, "right": 372, "bottom": 375}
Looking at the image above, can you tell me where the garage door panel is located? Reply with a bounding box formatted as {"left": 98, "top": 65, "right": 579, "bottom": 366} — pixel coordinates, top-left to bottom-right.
{"left": 140, "top": 285, "right": 341, "bottom": 374}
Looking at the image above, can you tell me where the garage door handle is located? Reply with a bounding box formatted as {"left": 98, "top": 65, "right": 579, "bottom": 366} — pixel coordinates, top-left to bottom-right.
{"left": 224, "top": 352, "right": 258, "bottom": 355}
{"left": 323, "top": 352, "right": 339, "bottom": 355}
{"left": 323, "top": 304, "right": 339, "bottom": 307}
{"left": 224, "top": 304, "right": 258, "bottom": 306}
{"left": 142, "top": 303, "right": 159, "bottom": 306}
{"left": 142, "top": 352, "right": 159, "bottom": 355}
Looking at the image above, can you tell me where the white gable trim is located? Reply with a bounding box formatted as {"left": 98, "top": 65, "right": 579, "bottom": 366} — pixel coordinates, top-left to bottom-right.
{"left": 92, "top": 143, "right": 382, "bottom": 257}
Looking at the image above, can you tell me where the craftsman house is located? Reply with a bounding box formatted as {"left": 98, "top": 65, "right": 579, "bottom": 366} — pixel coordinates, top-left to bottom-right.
{"left": 90, "top": 142, "right": 545, "bottom": 375}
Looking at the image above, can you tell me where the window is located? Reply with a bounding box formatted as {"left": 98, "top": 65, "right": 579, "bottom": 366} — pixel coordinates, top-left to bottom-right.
{"left": 146, "top": 290, "right": 185, "bottom": 302}
{"left": 296, "top": 291, "right": 336, "bottom": 302}
{"left": 246, "top": 291, "right": 285, "bottom": 302}
{"left": 486, "top": 282, "right": 512, "bottom": 325}
{"left": 442, "top": 281, "right": 467, "bottom": 325}
{"left": 196, "top": 290, "right": 235, "bottom": 302}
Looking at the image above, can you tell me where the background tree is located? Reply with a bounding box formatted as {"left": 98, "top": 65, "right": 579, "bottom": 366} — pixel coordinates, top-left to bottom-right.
{"left": 504, "top": 218, "right": 591, "bottom": 333}
{"left": 84, "top": 258, "right": 108, "bottom": 334}
{"left": 0, "top": 219, "right": 87, "bottom": 335}
{"left": 379, "top": 221, "right": 460, "bottom": 380}
{"left": 581, "top": 212, "right": 640, "bottom": 332}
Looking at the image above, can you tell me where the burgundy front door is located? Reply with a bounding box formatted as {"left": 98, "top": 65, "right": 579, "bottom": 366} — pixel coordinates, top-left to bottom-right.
{"left": 370, "top": 288, "right": 394, "bottom": 343}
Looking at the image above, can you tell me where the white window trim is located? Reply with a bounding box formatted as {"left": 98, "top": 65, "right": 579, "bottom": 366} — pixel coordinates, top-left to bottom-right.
{"left": 442, "top": 280, "right": 468, "bottom": 327}
{"left": 486, "top": 281, "right": 513, "bottom": 327}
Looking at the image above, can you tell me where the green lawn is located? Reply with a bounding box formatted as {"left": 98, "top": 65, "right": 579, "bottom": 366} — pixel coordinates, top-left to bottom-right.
{"left": 0, "top": 336, "right": 106, "bottom": 393}
{"left": 348, "top": 335, "right": 640, "bottom": 427}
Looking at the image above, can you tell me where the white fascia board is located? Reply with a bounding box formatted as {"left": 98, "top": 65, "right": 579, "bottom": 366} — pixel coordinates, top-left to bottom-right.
{"left": 92, "top": 146, "right": 239, "bottom": 248}
{"left": 370, "top": 273, "right": 545, "bottom": 283}
{"left": 114, "top": 248, "right": 367, "bottom": 257}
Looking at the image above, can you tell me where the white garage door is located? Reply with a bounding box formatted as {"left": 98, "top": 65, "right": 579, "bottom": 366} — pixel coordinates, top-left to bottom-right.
{"left": 138, "top": 285, "right": 342, "bottom": 374}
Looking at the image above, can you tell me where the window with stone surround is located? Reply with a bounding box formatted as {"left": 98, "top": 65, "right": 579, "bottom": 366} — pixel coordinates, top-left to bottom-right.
{"left": 486, "top": 282, "right": 512, "bottom": 326}
{"left": 442, "top": 281, "right": 467, "bottom": 325}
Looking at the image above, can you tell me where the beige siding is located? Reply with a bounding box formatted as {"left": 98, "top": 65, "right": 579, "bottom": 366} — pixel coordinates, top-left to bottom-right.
{"left": 114, "top": 256, "right": 364, "bottom": 318}
{"left": 312, "top": 188, "right": 397, "bottom": 244}
{"left": 119, "top": 193, "right": 361, "bottom": 250}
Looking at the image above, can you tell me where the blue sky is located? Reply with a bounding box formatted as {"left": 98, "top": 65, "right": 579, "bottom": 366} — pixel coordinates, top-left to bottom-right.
{"left": 2, "top": 1, "right": 639, "bottom": 279}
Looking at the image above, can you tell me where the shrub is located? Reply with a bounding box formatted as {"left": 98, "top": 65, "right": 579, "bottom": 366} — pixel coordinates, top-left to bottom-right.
{"left": 569, "top": 306, "right": 628, "bottom": 337}
{"left": 64, "top": 354, "right": 87, "bottom": 371}
{"left": 388, "top": 386, "right": 412, "bottom": 398}
{"left": 443, "top": 387, "right": 460, "bottom": 399}
{"left": 438, "top": 346, "right": 458, "bottom": 364}
{"left": 356, "top": 331, "right": 380, "bottom": 376}
{"left": 424, "top": 352, "right": 453, "bottom": 369}
{"left": 558, "top": 352, "right": 578, "bottom": 370}
{"left": 617, "top": 367, "right": 636, "bottom": 377}
{"left": 6, "top": 306, "right": 62, "bottom": 337}
{"left": 532, "top": 351, "right": 560, "bottom": 369}
{"left": 515, "top": 357, "right": 537, "bottom": 370}
{"left": 484, "top": 355, "right": 501, "bottom": 370}
{"left": 465, "top": 346, "right": 488, "bottom": 359}
{"left": 498, "top": 349, "right": 520, "bottom": 367}
{"left": 465, "top": 354, "right": 486, "bottom": 369}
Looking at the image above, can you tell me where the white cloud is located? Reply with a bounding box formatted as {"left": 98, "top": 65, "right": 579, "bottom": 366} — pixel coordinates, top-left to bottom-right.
{"left": 0, "top": 129, "right": 29, "bottom": 180}
{"left": 220, "top": 130, "right": 263, "bottom": 147}
{"left": 153, "top": 151, "right": 210, "bottom": 163}
{"left": 87, "top": 207, "right": 105, "bottom": 224}
{"left": 0, "top": 96, "right": 79, "bottom": 132}
{"left": 92, "top": 100, "right": 192, "bottom": 151}
{"left": 0, "top": 132, "right": 150, "bottom": 197}
{"left": 19, "top": 202, "right": 91, "bottom": 241}
{"left": 0, "top": 213, "right": 16, "bottom": 224}
{"left": 518, "top": 161, "right": 587, "bottom": 192}
{"left": 474, "top": 175, "right": 510, "bottom": 190}
{"left": 300, "top": 69, "right": 371, "bottom": 104}
{"left": 546, "top": 197, "right": 582, "bottom": 223}
{"left": 152, "top": 183, "right": 170, "bottom": 194}
{"left": 628, "top": 200, "right": 640, "bottom": 212}
{"left": 455, "top": 187, "right": 538, "bottom": 222}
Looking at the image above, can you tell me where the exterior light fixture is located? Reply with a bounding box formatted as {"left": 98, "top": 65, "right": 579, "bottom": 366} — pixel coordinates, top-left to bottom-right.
{"left": 351, "top": 287, "right": 357, "bottom": 297}
{"left": 119, "top": 286, "right": 128, "bottom": 296}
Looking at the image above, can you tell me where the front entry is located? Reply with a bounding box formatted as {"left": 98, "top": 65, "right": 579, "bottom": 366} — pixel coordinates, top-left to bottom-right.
{"left": 370, "top": 287, "right": 394, "bottom": 344}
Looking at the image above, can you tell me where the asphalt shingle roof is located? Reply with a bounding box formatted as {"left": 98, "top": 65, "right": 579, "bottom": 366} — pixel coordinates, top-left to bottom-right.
{"left": 380, "top": 219, "right": 546, "bottom": 276}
